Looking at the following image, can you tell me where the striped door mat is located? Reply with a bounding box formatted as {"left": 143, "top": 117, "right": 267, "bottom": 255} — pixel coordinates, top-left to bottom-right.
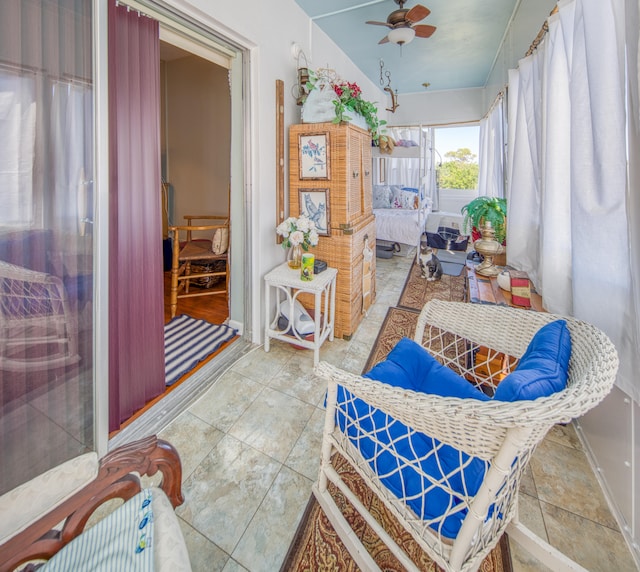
{"left": 164, "top": 315, "right": 237, "bottom": 386}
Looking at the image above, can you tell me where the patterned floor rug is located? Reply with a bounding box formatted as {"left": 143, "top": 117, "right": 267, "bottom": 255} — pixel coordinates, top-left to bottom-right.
{"left": 164, "top": 315, "right": 237, "bottom": 386}
{"left": 362, "top": 306, "right": 420, "bottom": 373}
{"left": 281, "top": 454, "right": 512, "bottom": 572}
{"left": 397, "top": 260, "right": 466, "bottom": 312}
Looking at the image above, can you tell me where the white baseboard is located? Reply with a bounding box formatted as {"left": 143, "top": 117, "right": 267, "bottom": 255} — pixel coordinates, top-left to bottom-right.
{"left": 228, "top": 319, "right": 243, "bottom": 335}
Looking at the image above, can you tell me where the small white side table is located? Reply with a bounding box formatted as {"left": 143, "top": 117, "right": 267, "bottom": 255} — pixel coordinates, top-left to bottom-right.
{"left": 264, "top": 262, "right": 337, "bottom": 366}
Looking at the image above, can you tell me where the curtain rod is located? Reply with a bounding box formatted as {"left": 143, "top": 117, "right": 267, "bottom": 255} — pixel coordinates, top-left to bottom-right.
{"left": 481, "top": 89, "right": 505, "bottom": 121}
{"left": 386, "top": 121, "right": 479, "bottom": 129}
{"left": 525, "top": 5, "right": 559, "bottom": 57}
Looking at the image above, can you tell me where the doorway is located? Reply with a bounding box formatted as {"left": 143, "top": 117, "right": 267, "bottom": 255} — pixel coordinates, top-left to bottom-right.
{"left": 159, "top": 39, "right": 231, "bottom": 327}
{"left": 108, "top": 4, "right": 249, "bottom": 436}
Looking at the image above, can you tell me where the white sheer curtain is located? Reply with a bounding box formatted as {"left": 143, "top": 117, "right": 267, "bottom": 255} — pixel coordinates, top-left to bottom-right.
{"left": 507, "top": 0, "right": 638, "bottom": 400}
{"left": 0, "top": 72, "right": 36, "bottom": 226}
{"left": 506, "top": 53, "right": 543, "bottom": 287}
{"left": 50, "top": 81, "right": 93, "bottom": 235}
{"left": 477, "top": 96, "right": 505, "bottom": 198}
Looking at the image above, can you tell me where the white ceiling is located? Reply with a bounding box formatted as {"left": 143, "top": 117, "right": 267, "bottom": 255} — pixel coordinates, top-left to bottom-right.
{"left": 295, "top": 0, "right": 534, "bottom": 94}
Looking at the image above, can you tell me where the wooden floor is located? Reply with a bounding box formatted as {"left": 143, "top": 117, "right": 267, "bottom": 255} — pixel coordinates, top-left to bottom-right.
{"left": 163, "top": 270, "right": 229, "bottom": 324}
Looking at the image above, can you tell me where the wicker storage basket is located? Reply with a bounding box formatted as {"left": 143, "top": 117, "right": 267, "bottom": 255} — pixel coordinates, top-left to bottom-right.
{"left": 289, "top": 122, "right": 372, "bottom": 228}
{"left": 298, "top": 215, "right": 376, "bottom": 338}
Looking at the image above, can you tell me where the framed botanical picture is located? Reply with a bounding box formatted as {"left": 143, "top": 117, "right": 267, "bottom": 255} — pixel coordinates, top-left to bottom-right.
{"left": 299, "top": 189, "right": 330, "bottom": 236}
{"left": 299, "top": 132, "right": 330, "bottom": 179}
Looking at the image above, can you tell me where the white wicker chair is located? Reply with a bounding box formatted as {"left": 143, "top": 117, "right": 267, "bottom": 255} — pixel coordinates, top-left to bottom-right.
{"left": 314, "top": 299, "right": 618, "bottom": 572}
{"left": 0, "top": 260, "right": 79, "bottom": 371}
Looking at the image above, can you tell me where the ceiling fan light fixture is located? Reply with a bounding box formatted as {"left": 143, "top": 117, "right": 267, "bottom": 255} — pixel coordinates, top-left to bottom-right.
{"left": 387, "top": 27, "right": 415, "bottom": 45}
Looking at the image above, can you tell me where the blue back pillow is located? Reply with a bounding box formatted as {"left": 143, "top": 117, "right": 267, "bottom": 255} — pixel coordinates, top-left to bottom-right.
{"left": 494, "top": 319, "right": 571, "bottom": 401}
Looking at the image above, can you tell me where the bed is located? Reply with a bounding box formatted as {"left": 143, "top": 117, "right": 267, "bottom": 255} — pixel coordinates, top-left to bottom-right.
{"left": 372, "top": 184, "right": 432, "bottom": 252}
{"left": 372, "top": 126, "right": 434, "bottom": 253}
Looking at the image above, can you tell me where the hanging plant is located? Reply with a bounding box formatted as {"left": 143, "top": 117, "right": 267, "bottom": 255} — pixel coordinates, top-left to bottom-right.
{"left": 303, "top": 70, "right": 386, "bottom": 143}
{"left": 331, "top": 81, "right": 386, "bottom": 143}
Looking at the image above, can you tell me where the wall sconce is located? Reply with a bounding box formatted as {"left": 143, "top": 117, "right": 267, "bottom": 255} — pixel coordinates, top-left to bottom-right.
{"left": 292, "top": 43, "right": 311, "bottom": 106}
{"left": 380, "top": 60, "right": 399, "bottom": 113}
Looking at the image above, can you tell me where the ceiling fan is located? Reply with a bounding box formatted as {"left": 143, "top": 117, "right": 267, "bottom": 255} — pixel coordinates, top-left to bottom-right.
{"left": 366, "top": 0, "right": 436, "bottom": 46}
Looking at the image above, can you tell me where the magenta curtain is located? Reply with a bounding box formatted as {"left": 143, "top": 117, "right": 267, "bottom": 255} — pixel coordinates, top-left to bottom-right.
{"left": 108, "top": 2, "right": 165, "bottom": 431}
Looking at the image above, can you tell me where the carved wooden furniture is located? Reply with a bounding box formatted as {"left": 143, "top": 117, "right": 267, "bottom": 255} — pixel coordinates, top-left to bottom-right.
{"left": 0, "top": 435, "right": 190, "bottom": 572}
{"left": 289, "top": 122, "right": 376, "bottom": 338}
{"left": 169, "top": 215, "right": 229, "bottom": 318}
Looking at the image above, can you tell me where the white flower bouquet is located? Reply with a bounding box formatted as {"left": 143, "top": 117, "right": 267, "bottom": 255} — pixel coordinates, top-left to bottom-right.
{"left": 276, "top": 215, "right": 319, "bottom": 251}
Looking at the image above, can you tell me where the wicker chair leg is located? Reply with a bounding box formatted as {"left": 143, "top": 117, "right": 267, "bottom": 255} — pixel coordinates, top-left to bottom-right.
{"left": 507, "top": 521, "right": 589, "bottom": 572}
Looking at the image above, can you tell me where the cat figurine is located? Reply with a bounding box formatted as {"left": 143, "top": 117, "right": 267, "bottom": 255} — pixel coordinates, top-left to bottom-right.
{"left": 419, "top": 247, "right": 443, "bottom": 281}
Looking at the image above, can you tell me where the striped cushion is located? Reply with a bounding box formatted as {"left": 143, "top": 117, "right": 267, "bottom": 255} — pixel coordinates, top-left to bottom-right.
{"left": 41, "top": 489, "right": 154, "bottom": 572}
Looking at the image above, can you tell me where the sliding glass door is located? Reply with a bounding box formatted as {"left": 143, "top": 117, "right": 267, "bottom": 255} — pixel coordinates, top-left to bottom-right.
{"left": 0, "top": 0, "right": 95, "bottom": 494}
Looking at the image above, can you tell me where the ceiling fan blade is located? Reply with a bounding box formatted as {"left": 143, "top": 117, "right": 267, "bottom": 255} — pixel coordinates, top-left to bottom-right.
{"left": 413, "top": 24, "right": 437, "bottom": 38}
{"left": 378, "top": 35, "right": 390, "bottom": 44}
{"left": 405, "top": 4, "right": 430, "bottom": 23}
{"left": 366, "top": 20, "right": 392, "bottom": 27}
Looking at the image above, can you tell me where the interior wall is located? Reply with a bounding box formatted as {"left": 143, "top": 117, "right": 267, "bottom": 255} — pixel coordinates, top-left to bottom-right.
{"left": 163, "top": 54, "right": 231, "bottom": 224}
{"left": 483, "top": 0, "right": 557, "bottom": 107}
{"left": 389, "top": 88, "right": 485, "bottom": 126}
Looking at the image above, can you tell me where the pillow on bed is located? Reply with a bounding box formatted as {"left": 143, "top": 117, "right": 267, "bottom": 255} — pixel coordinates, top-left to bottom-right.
{"left": 392, "top": 189, "right": 419, "bottom": 209}
{"left": 372, "top": 185, "right": 392, "bottom": 209}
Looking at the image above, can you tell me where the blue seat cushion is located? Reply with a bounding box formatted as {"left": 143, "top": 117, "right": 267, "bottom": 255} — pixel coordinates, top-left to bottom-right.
{"left": 494, "top": 320, "right": 571, "bottom": 401}
{"left": 364, "top": 337, "right": 490, "bottom": 400}
{"left": 335, "top": 338, "right": 489, "bottom": 538}
{"left": 336, "top": 326, "right": 571, "bottom": 538}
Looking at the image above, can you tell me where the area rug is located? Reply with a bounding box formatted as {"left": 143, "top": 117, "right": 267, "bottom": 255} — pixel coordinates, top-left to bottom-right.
{"left": 362, "top": 306, "right": 420, "bottom": 373}
{"left": 164, "top": 315, "right": 237, "bottom": 386}
{"left": 281, "top": 454, "right": 512, "bottom": 572}
{"left": 398, "top": 260, "right": 466, "bottom": 311}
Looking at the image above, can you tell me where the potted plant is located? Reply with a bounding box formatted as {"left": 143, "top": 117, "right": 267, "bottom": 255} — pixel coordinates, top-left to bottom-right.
{"left": 461, "top": 196, "right": 507, "bottom": 245}
{"left": 303, "top": 70, "right": 386, "bottom": 144}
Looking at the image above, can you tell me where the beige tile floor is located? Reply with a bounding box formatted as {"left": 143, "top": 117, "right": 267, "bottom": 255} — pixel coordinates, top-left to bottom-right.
{"left": 158, "top": 253, "right": 638, "bottom": 572}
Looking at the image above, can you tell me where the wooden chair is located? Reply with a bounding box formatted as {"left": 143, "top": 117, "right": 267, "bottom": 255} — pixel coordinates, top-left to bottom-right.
{"left": 0, "top": 435, "right": 190, "bottom": 572}
{"left": 314, "top": 299, "right": 618, "bottom": 572}
{"left": 169, "top": 215, "right": 229, "bottom": 319}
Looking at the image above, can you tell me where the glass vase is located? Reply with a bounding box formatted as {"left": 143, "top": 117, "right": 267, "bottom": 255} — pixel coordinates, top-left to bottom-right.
{"left": 288, "top": 244, "right": 303, "bottom": 269}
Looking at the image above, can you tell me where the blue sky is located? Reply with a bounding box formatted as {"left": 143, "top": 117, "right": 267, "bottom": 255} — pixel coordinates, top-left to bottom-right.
{"left": 434, "top": 125, "right": 480, "bottom": 162}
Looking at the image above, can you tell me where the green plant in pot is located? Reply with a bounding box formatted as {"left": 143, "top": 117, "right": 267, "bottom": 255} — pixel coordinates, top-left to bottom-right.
{"left": 461, "top": 196, "right": 507, "bottom": 245}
